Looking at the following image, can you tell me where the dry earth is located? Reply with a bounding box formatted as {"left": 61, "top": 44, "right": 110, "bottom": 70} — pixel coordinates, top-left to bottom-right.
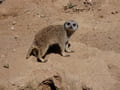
{"left": 0, "top": 0, "right": 120, "bottom": 90}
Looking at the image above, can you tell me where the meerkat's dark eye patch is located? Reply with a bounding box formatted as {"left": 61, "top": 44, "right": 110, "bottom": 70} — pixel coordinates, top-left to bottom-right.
{"left": 73, "top": 23, "right": 76, "bottom": 27}
{"left": 67, "top": 22, "right": 70, "bottom": 25}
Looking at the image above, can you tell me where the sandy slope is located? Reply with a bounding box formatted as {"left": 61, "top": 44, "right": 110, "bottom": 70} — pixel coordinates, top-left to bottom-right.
{"left": 0, "top": 0, "right": 120, "bottom": 90}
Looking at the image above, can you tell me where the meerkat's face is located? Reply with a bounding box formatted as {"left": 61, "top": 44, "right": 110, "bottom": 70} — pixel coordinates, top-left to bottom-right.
{"left": 64, "top": 20, "right": 78, "bottom": 31}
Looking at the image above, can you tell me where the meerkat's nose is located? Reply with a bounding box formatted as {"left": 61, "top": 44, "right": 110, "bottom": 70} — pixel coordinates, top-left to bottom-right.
{"left": 69, "top": 26, "right": 73, "bottom": 29}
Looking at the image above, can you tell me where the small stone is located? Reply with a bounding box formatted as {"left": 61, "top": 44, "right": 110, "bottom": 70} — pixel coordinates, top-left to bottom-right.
{"left": 3, "top": 64, "right": 9, "bottom": 69}
{"left": 40, "top": 15, "right": 46, "bottom": 18}
{"left": 64, "top": 5, "right": 68, "bottom": 10}
{"left": 11, "top": 26, "right": 15, "bottom": 30}
{"left": 24, "top": 10, "right": 31, "bottom": 14}
{"left": 83, "top": 2, "right": 87, "bottom": 4}
{"left": 76, "top": 8, "right": 80, "bottom": 12}
{"left": 13, "top": 49, "right": 16, "bottom": 52}
{"left": 12, "top": 21, "right": 16, "bottom": 25}
{"left": 108, "top": 36, "right": 112, "bottom": 39}
{"left": 36, "top": 13, "right": 40, "bottom": 15}
{"left": 111, "top": 12, "right": 115, "bottom": 14}
{"left": 12, "top": 84, "right": 16, "bottom": 86}
{"left": 38, "top": 15, "right": 41, "bottom": 17}
{"left": 115, "top": 11, "right": 118, "bottom": 14}
{"left": 98, "top": 9, "right": 102, "bottom": 11}
{"left": 99, "top": 15, "right": 104, "bottom": 18}
{"left": 19, "top": 84, "right": 25, "bottom": 89}
{"left": 14, "top": 35, "right": 19, "bottom": 39}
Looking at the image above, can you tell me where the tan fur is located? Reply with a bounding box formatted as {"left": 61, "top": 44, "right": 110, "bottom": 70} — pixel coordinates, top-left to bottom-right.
{"left": 26, "top": 24, "right": 76, "bottom": 62}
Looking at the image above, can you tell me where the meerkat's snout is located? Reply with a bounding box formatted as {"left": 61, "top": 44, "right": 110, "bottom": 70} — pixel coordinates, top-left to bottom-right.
{"left": 64, "top": 20, "right": 78, "bottom": 31}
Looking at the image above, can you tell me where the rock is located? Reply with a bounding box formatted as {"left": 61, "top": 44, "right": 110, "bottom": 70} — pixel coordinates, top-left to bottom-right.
{"left": 24, "top": 10, "right": 31, "bottom": 15}
{"left": 13, "top": 49, "right": 16, "bottom": 52}
{"left": 14, "top": 35, "right": 19, "bottom": 40}
{"left": 12, "top": 21, "right": 16, "bottom": 25}
{"left": 38, "top": 15, "right": 41, "bottom": 18}
{"left": 11, "top": 26, "right": 15, "bottom": 30}
{"left": 40, "top": 15, "right": 46, "bottom": 18}
{"left": 64, "top": 5, "right": 68, "bottom": 10}
{"left": 3, "top": 64, "right": 9, "bottom": 69}
{"left": 111, "top": 12, "right": 115, "bottom": 14}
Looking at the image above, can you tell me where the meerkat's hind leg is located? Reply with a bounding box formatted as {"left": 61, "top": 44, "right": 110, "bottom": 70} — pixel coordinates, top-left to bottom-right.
{"left": 65, "top": 42, "right": 74, "bottom": 53}
{"left": 37, "top": 45, "right": 48, "bottom": 63}
{"left": 26, "top": 44, "right": 38, "bottom": 59}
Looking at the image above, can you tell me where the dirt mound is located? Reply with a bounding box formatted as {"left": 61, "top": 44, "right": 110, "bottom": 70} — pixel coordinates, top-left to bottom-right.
{"left": 0, "top": 0, "right": 120, "bottom": 90}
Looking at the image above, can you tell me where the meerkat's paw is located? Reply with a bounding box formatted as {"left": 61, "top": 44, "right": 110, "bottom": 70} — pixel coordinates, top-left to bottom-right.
{"left": 37, "top": 57, "right": 48, "bottom": 63}
{"left": 61, "top": 52, "right": 70, "bottom": 57}
{"left": 65, "top": 43, "right": 74, "bottom": 53}
{"left": 65, "top": 49, "right": 74, "bottom": 53}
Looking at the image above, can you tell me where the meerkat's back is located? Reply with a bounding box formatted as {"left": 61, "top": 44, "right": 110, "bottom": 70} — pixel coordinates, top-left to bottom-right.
{"left": 35, "top": 25, "right": 67, "bottom": 47}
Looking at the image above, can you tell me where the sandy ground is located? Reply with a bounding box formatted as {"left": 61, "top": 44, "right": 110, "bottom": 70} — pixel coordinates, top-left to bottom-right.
{"left": 0, "top": 0, "right": 120, "bottom": 90}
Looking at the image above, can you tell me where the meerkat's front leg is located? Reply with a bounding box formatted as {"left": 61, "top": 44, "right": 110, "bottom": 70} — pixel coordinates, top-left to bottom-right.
{"left": 65, "top": 42, "right": 74, "bottom": 53}
{"left": 37, "top": 56, "right": 47, "bottom": 63}
{"left": 59, "top": 43, "right": 70, "bottom": 57}
{"left": 37, "top": 52, "right": 47, "bottom": 62}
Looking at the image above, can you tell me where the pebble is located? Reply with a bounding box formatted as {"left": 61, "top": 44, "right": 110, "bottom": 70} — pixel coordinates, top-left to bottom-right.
{"left": 64, "top": 5, "right": 68, "bottom": 10}
{"left": 12, "top": 21, "right": 16, "bottom": 25}
{"left": 13, "top": 49, "right": 16, "bottom": 52}
{"left": 3, "top": 64, "right": 9, "bottom": 69}
{"left": 14, "top": 35, "right": 19, "bottom": 39}
{"left": 38, "top": 15, "right": 41, "bottom": 17}
{"left": 11, "top": 26, "right": 15, "bottom": 30}
{"left": 24, "top": 10, "right": 31, "bottom": 14}
{"left": 18, "top": 84, "right": 25, "bottom": 89}
{"left": 40, "top": 15, "right": 46, "bottom": 18}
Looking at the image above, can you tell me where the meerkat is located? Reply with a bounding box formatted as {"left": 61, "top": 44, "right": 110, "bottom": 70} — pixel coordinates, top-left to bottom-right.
{"left": 26, "top": 20, "right": 78, "bottom": 62}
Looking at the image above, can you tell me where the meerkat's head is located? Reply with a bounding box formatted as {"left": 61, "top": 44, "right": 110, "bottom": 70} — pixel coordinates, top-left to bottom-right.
{"left": 64, "top": 20, "right": 78, "bottom": 32}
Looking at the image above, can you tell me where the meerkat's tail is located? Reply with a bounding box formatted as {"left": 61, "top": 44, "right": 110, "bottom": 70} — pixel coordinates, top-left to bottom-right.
{"left": 26, "top": 45, "right": 33, "bottom": 59}
{"left": 26, "top": 42, "right": 39, "bottom": 59}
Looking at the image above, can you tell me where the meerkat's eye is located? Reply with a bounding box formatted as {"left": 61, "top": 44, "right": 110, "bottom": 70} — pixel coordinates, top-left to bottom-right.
{"left": 73, "top": 23, "right": 76, "bottom": 27}
{"left": 67, "top": 22, "right": 70, "bottom": 25}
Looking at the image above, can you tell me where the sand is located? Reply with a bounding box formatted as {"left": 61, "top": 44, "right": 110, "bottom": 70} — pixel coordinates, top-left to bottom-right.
{"left": 0, "top": 0, "right": 120, "bottom": 90}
